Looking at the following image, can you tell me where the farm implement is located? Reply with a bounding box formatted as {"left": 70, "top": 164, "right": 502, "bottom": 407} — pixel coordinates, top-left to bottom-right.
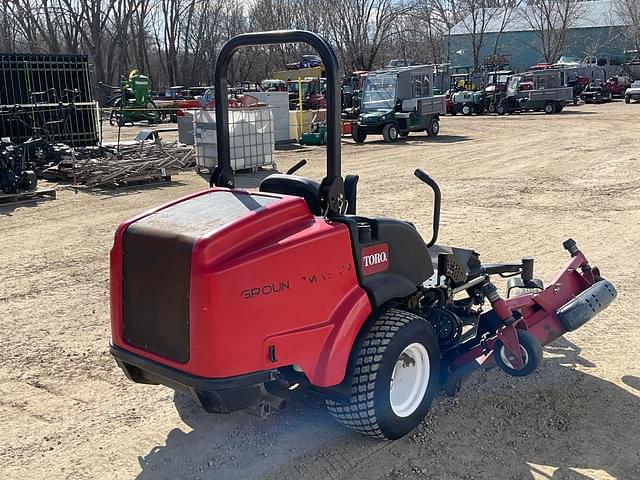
{"left": 110, "top": 30, "right": 616, "bottom": 440}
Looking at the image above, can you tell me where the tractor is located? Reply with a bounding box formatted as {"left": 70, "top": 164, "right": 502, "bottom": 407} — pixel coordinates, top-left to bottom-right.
{"left": 352, "top": 65, "right": 445, "bottom": 143}
{"left": 110, "top": 30, "right": 616, "bottom": 441}
{"left": 483, "top": 70, "right": 514, "bottom": 113}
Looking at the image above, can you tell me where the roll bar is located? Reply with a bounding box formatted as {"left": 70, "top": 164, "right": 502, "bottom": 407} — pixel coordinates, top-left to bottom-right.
{"left": 210, "top": 30, "right": 344, "bottom": 214}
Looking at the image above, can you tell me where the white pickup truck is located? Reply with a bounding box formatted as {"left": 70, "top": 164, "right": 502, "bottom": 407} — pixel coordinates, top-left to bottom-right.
{"left": 625, "top": 80, "right": 640, "bottom": 103}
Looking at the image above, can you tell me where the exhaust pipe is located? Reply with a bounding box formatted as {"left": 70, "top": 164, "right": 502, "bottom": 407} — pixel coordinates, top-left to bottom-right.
{"left": 247, "top": 386, "right": 287, "bottom": 418}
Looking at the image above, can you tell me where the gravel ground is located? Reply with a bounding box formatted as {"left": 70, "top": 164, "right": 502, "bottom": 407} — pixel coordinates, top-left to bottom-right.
{"left": 1, "top": 101, "right": 639, "bottom": 480}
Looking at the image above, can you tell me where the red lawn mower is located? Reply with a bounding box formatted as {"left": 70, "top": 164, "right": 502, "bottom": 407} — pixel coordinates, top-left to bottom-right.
{"left": 110, "top": 31, "right": 617, "bottom": 440}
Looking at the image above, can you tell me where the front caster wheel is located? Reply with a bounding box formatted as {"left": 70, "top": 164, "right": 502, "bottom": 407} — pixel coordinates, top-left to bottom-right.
{"left": 493, "top": 329, "right": 542, "bottom": 377}
{"left": 326, "top": 308, "right": 440, "bottom": 440}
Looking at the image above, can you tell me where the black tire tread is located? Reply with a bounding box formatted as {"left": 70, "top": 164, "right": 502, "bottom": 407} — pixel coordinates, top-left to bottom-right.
{"left": 325, "top": 309, "right": 420, "bottom": 439}
{"left": 494, "top": 329, "right": 542, "bottom": 377}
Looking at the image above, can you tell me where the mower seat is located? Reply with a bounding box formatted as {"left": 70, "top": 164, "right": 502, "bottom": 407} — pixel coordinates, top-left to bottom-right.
{"left": 259, "top": 173, "right": 359, "bottom": 216}
{"left": 259, "top": 174, "right": 322, "bottom": 215}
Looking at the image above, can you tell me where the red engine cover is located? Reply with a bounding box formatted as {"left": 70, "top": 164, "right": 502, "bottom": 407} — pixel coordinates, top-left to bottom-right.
{"left": 110, "top": 188, "right": 372, "bottom": 387}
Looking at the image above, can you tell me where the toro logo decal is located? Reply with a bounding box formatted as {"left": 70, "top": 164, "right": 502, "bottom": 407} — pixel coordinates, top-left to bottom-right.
{"left": 361, "top": 243, "right": 389, "bottom": 276}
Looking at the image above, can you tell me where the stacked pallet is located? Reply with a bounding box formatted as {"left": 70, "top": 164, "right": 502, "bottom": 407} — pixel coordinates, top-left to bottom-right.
{"left": 42, "top": 142, "right": 194, "bottom": 188}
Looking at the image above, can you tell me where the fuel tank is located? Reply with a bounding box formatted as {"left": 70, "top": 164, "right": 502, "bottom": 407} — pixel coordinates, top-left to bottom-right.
{"left": 110, "top": 189, "right": 371, "bottom": 387}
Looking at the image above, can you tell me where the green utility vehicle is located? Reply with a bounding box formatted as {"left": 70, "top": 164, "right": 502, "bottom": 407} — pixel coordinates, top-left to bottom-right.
{"left": 497, "top": 70, "right": 573, "bottom": 115}
{"left": 353, "top": 65, "right": 446, "bottom": 143}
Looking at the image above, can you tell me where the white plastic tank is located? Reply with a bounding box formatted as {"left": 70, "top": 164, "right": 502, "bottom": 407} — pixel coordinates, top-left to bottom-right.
{"left": 193, "top": 107, "right": 275, "bottom": 172}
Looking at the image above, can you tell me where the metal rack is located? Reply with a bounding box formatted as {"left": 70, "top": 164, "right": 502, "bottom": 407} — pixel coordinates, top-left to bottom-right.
{"left": 0, "top": 53, "right": 99, "bottom": 146}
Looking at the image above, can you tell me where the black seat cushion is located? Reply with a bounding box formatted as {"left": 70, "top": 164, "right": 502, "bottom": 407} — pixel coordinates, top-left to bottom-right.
{"left": 259, "top": 174, "right": 322, "bottom": 215}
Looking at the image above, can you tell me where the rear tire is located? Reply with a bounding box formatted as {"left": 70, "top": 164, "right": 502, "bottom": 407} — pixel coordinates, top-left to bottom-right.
{"left": 625, "top": 95, "right": 631, "bottom": 104}
{"left": 493, "top": 329, "right": 542, "bottom": 377}
{"left": 326, "top": 308, "right": 440, "bottom": 440}
{"left": 496, "top": 104, "right": 506, "bottom": 115}
{"left": 426, "top": 118, "right": 440, "bottom": 137}
{"left": 382, "top": 123, "right": 399, "bottom": 143}
{"left": 461, "top": 104, "right": 472, "bottom": 116}
{"left": 544, "top": 102, "right": 555, "bottom": 114}
{"left": 352, "top": 124, "right": 367, "bottom": 143}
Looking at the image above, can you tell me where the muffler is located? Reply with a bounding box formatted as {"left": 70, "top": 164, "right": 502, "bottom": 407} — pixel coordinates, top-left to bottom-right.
{"left": 247, "top": 386, "right": 287, "bottom": 418}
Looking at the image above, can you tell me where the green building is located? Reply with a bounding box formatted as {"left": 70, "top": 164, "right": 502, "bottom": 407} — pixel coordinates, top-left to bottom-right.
{"left": 448, "top": 0, "right": 629, "bottom": 71}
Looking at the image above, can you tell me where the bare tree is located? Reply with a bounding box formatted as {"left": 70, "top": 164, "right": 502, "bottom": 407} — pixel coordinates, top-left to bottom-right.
{"left": 0, "top": 0, "right": 462, "bottom": 89}
{"left": 520, "top": 0, "right": 583, "bottom": 63}
{"left": 389, "top": 3, "right": 450, "bottom": 66}
{"left": 616, "top": 0, "right": 640, "bottom": 53}
{"left": 455, "top": 0, "right": 514, "bottom": 71}
{"left": 322, "top": 0, "right": 409, "bottom": 71}
{"left": 0, "top": 1, "right": 20, "bottom": 51}
{"left": 490, "top": 0, "right": 515, "bottom": 58}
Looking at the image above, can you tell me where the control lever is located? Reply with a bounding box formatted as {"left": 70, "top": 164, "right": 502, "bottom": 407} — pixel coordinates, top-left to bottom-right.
{"left": 286, "top": 159, "right": 307, "bottom": 175}
{"left": 414, "top": 169, "right": 441, "bottom": 247}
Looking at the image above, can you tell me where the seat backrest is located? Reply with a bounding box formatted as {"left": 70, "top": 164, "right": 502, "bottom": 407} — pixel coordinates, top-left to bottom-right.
{"left": 259, "top": 174, "right": 322, "bottom": 215}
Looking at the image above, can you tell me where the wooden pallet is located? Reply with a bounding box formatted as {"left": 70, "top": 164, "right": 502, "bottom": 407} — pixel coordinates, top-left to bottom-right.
{"left": 86, "top": 173, "right": 177, "bottom": 190}
{"left": 0, "top": 187, "right": 57, "bottom": 206}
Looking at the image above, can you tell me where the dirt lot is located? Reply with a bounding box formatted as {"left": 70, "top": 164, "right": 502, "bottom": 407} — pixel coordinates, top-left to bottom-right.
{"left": 1, "top": 101, "right": 639, "bottom": 480}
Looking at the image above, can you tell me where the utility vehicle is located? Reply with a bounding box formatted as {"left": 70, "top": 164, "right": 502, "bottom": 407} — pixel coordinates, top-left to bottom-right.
{"left": 352, "top": 65, "right": 445, "bottom": 143}
{"left": 624, "top": 80, "right": 640, "bottom": 103}
{"left": 450, "top": 90, "right": 485, "bottom": 115}
{"left": 110, "top": 31, "right": 616, "bottom": 441}
{"left": 606, "top": 76, "right": 631, "bottom": 97}
{"left": 497, "top": 70, "right": 573, "bottom": 114}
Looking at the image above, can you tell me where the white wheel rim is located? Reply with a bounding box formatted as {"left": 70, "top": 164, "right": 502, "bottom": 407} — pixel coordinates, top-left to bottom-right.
{"left": 390, "top": 126, "right": 397, "bottom": 139}
{"left": 500, "top": 344, "right": 529, "bottom": 370}
{"left": 433, "top": 122, "right": 439, "bottom": 134}
{"left": 389, "top": 343, "right": 430, "bottom": 418}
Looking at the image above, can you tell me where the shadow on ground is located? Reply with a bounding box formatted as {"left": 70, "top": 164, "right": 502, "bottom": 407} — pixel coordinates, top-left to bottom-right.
{"left": 347, "top": 134, "right": 472, "bottom": 146}
{"left": 133, "top": 336, "right": 639, "bottom": 480}
{"left": 196, "top": 168, "right": 280, "bottom": 190}
{"left": 0, "top": 196, "right": 56, "bottom": 216}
